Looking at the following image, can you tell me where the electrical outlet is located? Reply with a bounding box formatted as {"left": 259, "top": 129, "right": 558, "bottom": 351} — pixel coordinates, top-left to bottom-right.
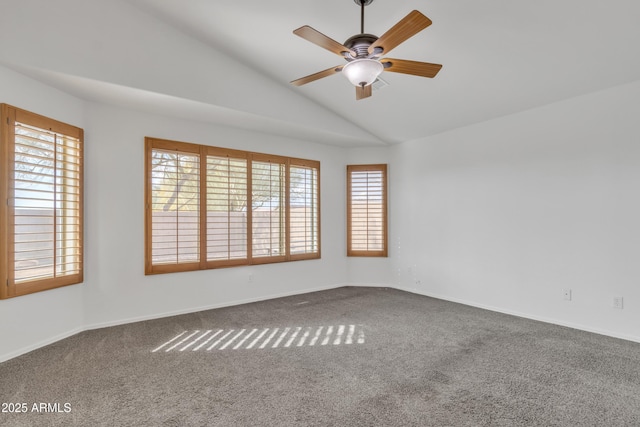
{"left": 248, "top": 273, "right": 254, "bottom": 283}
{"left": 563, "top": 289, "right": 572, "bottom": 301}
{"left": 613, "top": 296, "right": 624, "bottom": 309}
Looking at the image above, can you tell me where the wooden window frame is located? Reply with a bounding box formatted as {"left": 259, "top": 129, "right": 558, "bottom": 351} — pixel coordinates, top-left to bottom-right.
{"left": 250, "top": 152, "right": 288, "bottom": 265}
{"left": 288, "top": 158, "right": 321, "bottom": 262}
{"left": 145, "top": 137, "right": 320, "bottom": 275}
{"left": 1, "top": 104, "right": 84, "bottom": 299}
{"left": 204, "top": 145, "right": 251, "bottom": 269}
{"left": 347, "top": 164, "right": 388, "bottom": 257}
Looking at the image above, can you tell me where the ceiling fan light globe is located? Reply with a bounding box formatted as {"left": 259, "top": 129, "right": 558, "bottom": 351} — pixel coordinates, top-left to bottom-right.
{"left": 342, "top": 59, "right": 383, "bottom": 87}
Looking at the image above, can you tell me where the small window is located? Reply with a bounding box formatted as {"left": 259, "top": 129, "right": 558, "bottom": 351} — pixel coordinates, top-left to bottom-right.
{"left": 1, "top": 104, "right": 84, "bottom": 299}
{"left": 145, "top": 138, "right": 320, "bottom": 274}
{"left": 347, "top": 164, "right": 387, "bottom": 257}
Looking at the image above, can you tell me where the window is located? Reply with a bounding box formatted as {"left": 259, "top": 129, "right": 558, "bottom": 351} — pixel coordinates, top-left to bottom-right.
{"left": 147, "top": 141, "right": 200, "bottom": 274}
{"left": 289, "top": 160, "right": 320, "bottom": 259}
{"left": 251, "top": 155, "right": 286, "bottom": 262}
{"left": 0, "top": 104, "right": 84, "bottom": 299}
{"left": 145, "top": 138, "right": 320, "bottom": 274}
{"left": 206, "top": 147, "right": 248, "bottom": 266}
{"left": 347, "top": 164, "right": 387, "bottom": 257}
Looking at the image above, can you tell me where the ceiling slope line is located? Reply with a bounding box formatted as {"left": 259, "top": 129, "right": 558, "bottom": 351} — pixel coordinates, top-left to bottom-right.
{"left": 123, "top": 0, "right": 390, "bottom": 147}
{"left": 0, "top": 62, "right": 388, "bottom": 147}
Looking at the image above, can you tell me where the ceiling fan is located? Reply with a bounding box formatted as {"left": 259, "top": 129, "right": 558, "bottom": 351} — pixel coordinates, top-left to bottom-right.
{"left": 290, "top": 0, "right": 442, "bottom": 100}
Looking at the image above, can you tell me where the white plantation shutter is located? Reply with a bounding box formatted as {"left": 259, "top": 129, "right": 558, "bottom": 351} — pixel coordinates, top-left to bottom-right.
{"left": 347, "top": 164, "right": 387, "bottom": 257}
{"left": 1, "top": 104, "right": 84, "bottom": 299}
{"left": 251, "top": 157, "right": 286, "bottom": 260}
{"left": 206, "top": 150, "right": 248, "bottom": 264}
{"left": 13, "top": 124, "right": 82, "bottom": 282}
{"left": 149, "top": 148, "right": 200, "bottom": 268}
{"left": 289, "top": 162, "right": 320, "bottom": 258}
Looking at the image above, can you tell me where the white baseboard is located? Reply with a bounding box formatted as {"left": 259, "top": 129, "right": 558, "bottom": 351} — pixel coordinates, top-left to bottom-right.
{"left": 3, "top": 282, "right": 638, "bottom": 363}
{"left": 83, "top": 283, "right": 345, "bottom": 332}
{"left": 1, "top": 283, "right": 344, "bottom": 363}
{"left": 348, "top": 282, "right": 392, "bottom": 288}
{"left": 0, "top": 327, "right": 84, "bottom": 364}
{"left": 394, "top": 284, "right": 640, "bottom": 345}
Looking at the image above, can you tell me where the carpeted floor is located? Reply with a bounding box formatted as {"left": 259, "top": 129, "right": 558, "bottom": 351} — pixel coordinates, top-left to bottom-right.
{"left": 1, "top": 287, "right": 639, "bottom": 426}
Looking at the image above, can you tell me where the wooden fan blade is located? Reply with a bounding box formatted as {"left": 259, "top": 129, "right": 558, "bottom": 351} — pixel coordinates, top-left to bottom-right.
{"left": 291, "top": 65, "right": 343, "bottom": 86}
{"left": 381, "top": 58, "right": 442, "bottom": 78}
{"left": 356, "top": 84, "right": 372, "bottom": 100}
{"left": 368, "top": 10, "right": 432, "bottom": 55}
{"left": 294, "top": 25, "right": 355, "bottom": 57}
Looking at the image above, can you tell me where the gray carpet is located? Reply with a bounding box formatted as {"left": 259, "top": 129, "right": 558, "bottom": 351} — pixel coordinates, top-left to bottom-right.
{"left": 1, "top": 287, "right": 639, "bottom": 426}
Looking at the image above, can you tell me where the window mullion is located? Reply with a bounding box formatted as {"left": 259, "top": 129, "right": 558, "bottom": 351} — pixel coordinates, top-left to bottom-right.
{"left": 268, "top": 163, "right": 273, "bottom": 255}
{"left": 173, "top": 157, "right": 179, "bottom": 264}
{"left": 285, "top": 160, "right": 290, "bottom": 259}
{"left": 247, "top": 157, "right": 253, "bottom": 264}
{"left": 54, "top": 134, "right": 59, "bottom": 278}
{"left": 226, "top": 158, "right": 231, "bottom": 258}
{"left": 199, "top": 147, "right": 207, "bottom": 270}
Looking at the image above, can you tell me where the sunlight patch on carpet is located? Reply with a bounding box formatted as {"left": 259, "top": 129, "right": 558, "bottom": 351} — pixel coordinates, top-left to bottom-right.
{"left": 152, "top": 325, "right": 366, "bottom": 353}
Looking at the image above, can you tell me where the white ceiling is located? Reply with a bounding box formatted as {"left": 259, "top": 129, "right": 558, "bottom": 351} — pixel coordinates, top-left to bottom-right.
{"left": 6, "top": 0, "right": 640, "bottom": 147}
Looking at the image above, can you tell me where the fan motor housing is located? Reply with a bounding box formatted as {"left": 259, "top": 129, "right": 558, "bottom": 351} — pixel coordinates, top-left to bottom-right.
{"left": 344, "top": 33, "right": 378, "bottom": 59}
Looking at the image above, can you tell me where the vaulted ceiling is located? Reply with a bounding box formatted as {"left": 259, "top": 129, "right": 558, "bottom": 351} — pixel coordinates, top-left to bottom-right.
{"left": 2, "top": 0, "right": 640, "bottom": 147}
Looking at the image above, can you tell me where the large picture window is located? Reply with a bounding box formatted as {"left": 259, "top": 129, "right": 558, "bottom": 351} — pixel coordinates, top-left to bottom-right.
{"left": 1, "top": 104, "right": 84, "bottom": 299}
{"left": 145, "top": 138, "right": 320, "bottom": 274}
{"left": 347, "top": 164, "right": 387, "bottom": 257}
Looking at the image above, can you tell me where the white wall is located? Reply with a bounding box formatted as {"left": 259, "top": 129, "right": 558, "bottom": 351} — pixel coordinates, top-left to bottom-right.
{"left": 3, "top": 62, "right": 640, "bottom": 362}
{"left": 3, "top": 61, "right": 640, "bottom": 363}
{"left": 388, "top": 80, "right": 640, "bottom": 342}
{"left": 82, "top": 103, "right": 349, "bottom": 328}
{"left": 0, "top": 65, "right": 350, "bottom": 362}
{"left": 345, "top": 147, "right": 395, "bottom": 286}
